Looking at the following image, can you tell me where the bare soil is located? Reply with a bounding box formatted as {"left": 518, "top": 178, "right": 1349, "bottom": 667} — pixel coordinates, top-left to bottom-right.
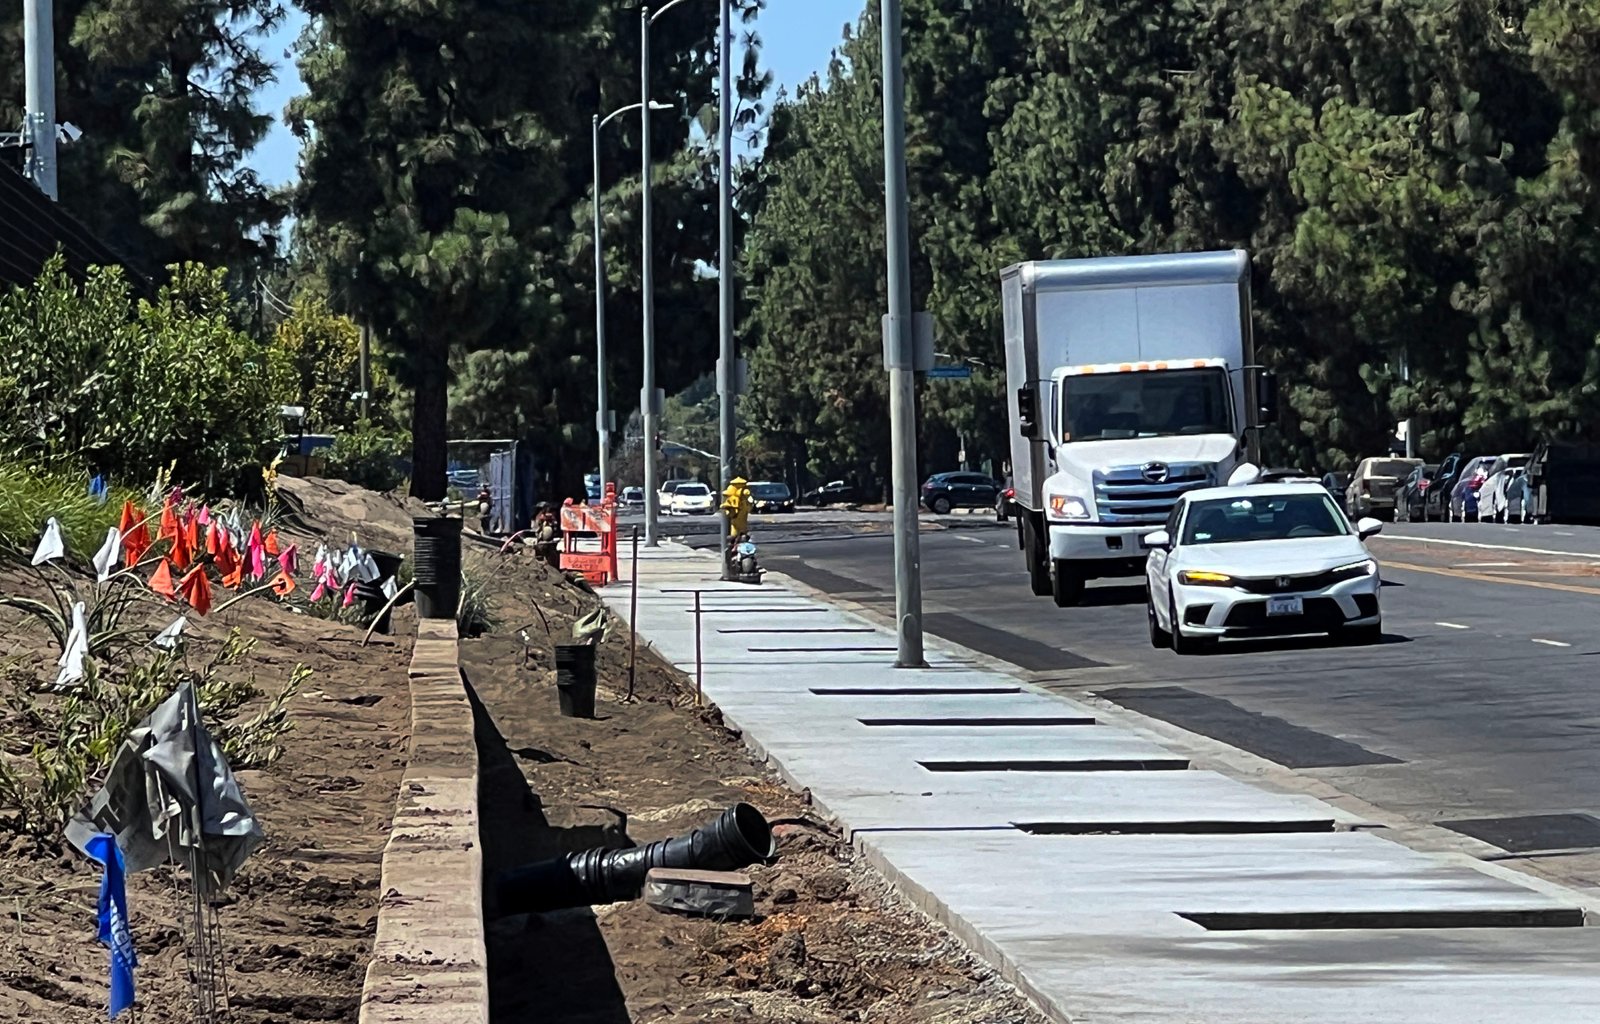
{"left": 0, "top": 477, "right": 422, "bottom": 1023}
{"left": 467, "top": 551, "right": 1044, "bottom": 1024}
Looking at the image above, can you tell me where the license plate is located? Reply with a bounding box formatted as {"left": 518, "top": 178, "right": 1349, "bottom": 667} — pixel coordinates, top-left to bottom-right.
{"left": 1266, "top": 596, "right": 1303, "bottom": 617}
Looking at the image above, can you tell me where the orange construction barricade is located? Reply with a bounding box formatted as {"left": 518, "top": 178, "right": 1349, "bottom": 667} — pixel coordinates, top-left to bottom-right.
{"left": 559, "top": 484, "right": 619, "bottom": 585}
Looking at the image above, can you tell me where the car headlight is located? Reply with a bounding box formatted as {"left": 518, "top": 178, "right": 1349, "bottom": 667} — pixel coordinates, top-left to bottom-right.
{"left": 1329, "top": 559, "right": 1378, "bottom": 582}
{"left": 1177, "top": 570, "right": 1234, "bottom": 586}
{"left": 1047, "top": 493, "right": 1091, "bottom": 521}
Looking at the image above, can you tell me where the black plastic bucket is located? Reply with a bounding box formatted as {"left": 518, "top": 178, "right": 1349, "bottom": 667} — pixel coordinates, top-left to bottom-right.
{"left": 412, "top": 517, "right": 462, "bottom": 620}
{"left": 554, "top": 643, "right": 598, "bottom": 719}
{"left": 356, "top": 581, "right": 392, "bottom": 634}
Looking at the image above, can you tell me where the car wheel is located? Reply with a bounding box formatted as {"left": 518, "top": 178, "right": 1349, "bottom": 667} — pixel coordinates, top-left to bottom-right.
{"left": 1051, "top": 560, "right": 1085, "bottom": 608}
{"left": 1168, "top": 593, "right": 1204, "bottom": 655}
{"left": 932, "top": 496, "right": 952, "bottom": 515}
{"left": 1147, "top": 592, "right": 1171, "bottom": 649}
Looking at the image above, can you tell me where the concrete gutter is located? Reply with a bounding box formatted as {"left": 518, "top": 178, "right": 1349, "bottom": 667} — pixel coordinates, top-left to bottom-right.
{"left": 359, "top": 619, "right": 488, "bottom": 1024}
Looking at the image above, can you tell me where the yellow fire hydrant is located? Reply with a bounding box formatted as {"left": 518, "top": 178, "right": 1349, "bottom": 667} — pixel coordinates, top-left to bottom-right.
{"left": 721, "top": 477, "right": 752, "bottom": 537}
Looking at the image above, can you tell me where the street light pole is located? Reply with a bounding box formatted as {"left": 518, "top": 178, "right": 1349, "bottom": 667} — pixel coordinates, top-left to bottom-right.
{"left": 716, "top": 0, "right": 737, "bottom": 579}
{"left": 23, "top": 0, "right": 58, "bottom": 200}
{"left": 640, "top": 6, "right": 661, "bottom": 546}
{"left": 592, "top": 113, "right": 613, "bottom": 496}
{"left": 881, "top": 0, "right": 924, "bottom": 667}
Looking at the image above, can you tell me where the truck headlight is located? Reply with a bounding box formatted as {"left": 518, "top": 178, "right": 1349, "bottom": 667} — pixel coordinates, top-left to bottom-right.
{"left": 1047, "top": 493, "right": 1091, "bottom": 520}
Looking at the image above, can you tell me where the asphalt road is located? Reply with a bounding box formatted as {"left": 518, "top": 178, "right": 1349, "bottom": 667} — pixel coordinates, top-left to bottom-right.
{"left": 711, "top": 515, "right": 1600, "bottom": 890}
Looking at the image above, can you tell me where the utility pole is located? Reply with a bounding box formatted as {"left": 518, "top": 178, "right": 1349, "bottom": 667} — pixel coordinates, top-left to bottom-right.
{"left": 24, "top": 0, "right": 58, "bottom": 200}
{"left": 640, "top": 6, "right": 661, "bottom": 546}
{"left": 880, "top": 0, "right": 924, "bottom": 667}
{"left": 716, "top": 0, "right": 737, "bottom": 580}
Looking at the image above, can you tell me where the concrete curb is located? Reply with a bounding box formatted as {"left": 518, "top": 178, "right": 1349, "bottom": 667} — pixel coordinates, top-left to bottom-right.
{"left": 358, "top": 619, "right": 488, "bottom": 1024}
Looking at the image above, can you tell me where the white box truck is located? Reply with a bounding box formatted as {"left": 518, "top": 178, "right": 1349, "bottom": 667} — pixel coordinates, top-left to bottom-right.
{"left": 1001, "top": 250, "right": 1276, "bottom": 606}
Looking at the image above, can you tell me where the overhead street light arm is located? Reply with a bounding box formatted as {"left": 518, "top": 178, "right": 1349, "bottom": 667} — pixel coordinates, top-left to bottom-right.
{"left": 649, "top": 0, "right": 702, "bottom": 24}
{"left": 598, "top": 99, "right": 671, "bottom": 131}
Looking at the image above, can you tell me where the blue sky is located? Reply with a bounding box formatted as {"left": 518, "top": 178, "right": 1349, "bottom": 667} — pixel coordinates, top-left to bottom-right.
{"left": 248, "top": 0, "right": 864, "bottom": 187}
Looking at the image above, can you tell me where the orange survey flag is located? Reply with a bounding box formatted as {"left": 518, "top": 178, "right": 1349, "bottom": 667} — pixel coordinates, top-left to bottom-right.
{"left": 179, "top": 565, "right": 213, "bottom": 617}
{"left": 169, "top": 521, "right": 193, "bottom": 571}
{"left": 264, "top": 529, "right": 281, "bottom": 557}
{"left": 206, "top": 522, "right": 223, "bottom": 557}
{"left": 120, "top": 501, "right": 152, "bottom": 567}
{"left": 214, "top": 540, "right": 241, "bottom": 584}
{"left": 271, "top": 572, "right": 296, "bottom": 597}
{"left": 221, "top": 564, "right": 243, "bottom": 590}
{"left": 148, "top": 559, "right": 177, "bottom": 600}
{"left": 183, "top": 517, "right": 200, "bottom": 559}
{"left": 158, "top": 500, "right": 179, "bottom": 542}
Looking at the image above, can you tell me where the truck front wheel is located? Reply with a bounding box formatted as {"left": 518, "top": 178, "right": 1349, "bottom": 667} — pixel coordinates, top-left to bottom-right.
{"left": 1023, "top": 515, "right": 1051, "bottom": 597}
{"left": 1051, "top": 560, "right": 1086, "bottom": 607}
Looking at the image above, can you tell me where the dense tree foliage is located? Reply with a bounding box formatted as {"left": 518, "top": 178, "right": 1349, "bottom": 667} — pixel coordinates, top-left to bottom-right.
{"left": 0, "top": 0, "right": 286, "bottom": 272}
{"left": 742, "top": 0, "right": 1600, "bottom": 484}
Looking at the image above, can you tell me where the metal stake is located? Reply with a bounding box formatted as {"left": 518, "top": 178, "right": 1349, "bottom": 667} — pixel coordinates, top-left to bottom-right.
{"left": 693, "top": 589, "right": 703, "bottom": 706}
{"left": 627, "top": 526, "right": 640, "bottom": 701}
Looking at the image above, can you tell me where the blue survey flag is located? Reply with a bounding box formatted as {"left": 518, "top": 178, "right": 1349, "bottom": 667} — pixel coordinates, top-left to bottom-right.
{"left": 83, "top": 833, "right": 136, "bottom": 1018}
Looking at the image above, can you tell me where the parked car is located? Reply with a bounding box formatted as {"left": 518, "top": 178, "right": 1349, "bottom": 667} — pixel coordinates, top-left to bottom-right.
{"left": 1320, "top": 471, "right": 1350, "bottom": 502}
{"left": 1144, "top": 481, "right": 1384, "bottom": 653}
{"left": 1447, "top": 455, "right": 1497, "bottom": 521}
{"left": 1393, "top": 464, "right": 1439, "bottom": 522}
{"left": 620, "top": 486, "right": 646, "bottom": 511}
{"left": 669, "top": 481, "right": 715, "bottom": 516}
{"left": 920, "top": 472, "right": 1002, "bottom": 515}
{"left": 658, "top": 478, "right": 687, "bottom": 512}
{"left": 1476, "top": 453, "right": 1533, "bottom": 523}
{"left": 802, "top": 480, "right": 860, "bottom": 506}
{"left": 1527, "top": 441, "right": 1600, "bottom": 525}
{"left": 748, "top": 481, "right": 795, "bottom": 514}
{"left": 1345, "top": 457, "right": 1423, "bottom": 519}
{"left": 1424, "top": 452, "right": 1466, "bottom": 520}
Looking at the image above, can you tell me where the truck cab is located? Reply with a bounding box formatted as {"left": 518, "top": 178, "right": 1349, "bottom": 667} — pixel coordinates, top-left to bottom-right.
{"left": 1002, "top": 251, "right": 1275, "bottom": 607}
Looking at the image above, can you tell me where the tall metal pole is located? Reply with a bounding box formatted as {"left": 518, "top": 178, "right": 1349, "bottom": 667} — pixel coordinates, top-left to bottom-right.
{"left": 358, "top": 324, "right": 371, "bottom": 422}
{"left": 592, "top": 114, "right": 612, "bottom": 494}
{"left": 23, "top": 0, "right": 58, "bottom": 201}
{"left": 881, "top": 0, "right": 924, "bottom": 667}
{"left": 716, "top": 0, "right": 737, "bottom": 579}
{"left": 640, "top": 7, "right": 661, "bottom": 547}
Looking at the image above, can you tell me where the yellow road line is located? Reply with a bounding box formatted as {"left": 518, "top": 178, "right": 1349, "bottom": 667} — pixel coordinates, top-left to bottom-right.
{"left": 1386, "top": 560, "right": 1600, "bottom": 598}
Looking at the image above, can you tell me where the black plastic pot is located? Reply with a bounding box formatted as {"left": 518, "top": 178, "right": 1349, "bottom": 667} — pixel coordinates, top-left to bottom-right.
{"left": 493, "top": 803, "right": 775, "bottom": 915}
{"left": 411, "top": 517, "right": 462, "bottom": 620}
{"left": 554, "top": 643, "right": 597, "bottom": 719}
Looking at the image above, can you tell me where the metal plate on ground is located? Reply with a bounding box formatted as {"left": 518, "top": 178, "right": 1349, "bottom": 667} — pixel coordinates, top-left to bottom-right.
{"left": 1095, "top": 686, "right": 1402, "bottom": 769}
{"left": 1438, "top": 813, "right": 1600, "bottom": 854}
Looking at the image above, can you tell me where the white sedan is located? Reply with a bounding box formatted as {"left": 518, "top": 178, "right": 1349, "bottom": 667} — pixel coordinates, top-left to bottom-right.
{"left": 668, "top": 481, "right": 716, "bottom": 516}
{"left": 1144, "top": 482, "right": 1385, "bottom": 654}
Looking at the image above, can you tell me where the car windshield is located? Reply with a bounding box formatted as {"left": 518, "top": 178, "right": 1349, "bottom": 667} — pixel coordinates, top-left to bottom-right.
{"left": 661, "top": 481, "right": 682, "bottom": 493}
{"left": 750, "top": 483, "right": 790, "bottom": 499}
{"left": 1182, "top": 493, "right": 1350, "bottom": 545}
{"left": 1060, "top": 367, "right": 1231, "bottom": 442}
{"left": 676, "top": 484, "right": 710, "bottom": 497}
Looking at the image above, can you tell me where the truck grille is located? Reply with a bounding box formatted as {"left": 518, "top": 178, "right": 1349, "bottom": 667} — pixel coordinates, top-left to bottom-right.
{"left": 1093, "top": 463, "right": 1214, "bottom": 525}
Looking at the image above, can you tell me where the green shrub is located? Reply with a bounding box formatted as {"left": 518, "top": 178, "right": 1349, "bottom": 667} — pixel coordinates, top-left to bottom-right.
{"left": 0, "top": 256, "right": 278, "bottom": 484}
{"left": 323, "top": 421, "right": 410, "bottom": 493}
{"left": 0, "top": 460, "right": 144, "bottom": 565}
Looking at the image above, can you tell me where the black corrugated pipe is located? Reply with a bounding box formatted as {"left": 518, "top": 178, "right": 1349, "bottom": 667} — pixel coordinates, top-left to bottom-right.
{"left": 492, "top": 804, "right": 775, "bottom": 915}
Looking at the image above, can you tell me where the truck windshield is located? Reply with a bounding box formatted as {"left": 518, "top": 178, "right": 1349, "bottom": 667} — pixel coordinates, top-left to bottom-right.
{"left": 1060, "top": 368, "right": 1231, "bottom": 442}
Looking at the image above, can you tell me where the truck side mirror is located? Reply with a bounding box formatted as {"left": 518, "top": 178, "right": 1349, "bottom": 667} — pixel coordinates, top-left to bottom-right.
{"left": 1256, "top": 371, "right": 1279, "bottom": 425}
{"left": 1016, "top": 384, "right": 1039, "bottom": 439}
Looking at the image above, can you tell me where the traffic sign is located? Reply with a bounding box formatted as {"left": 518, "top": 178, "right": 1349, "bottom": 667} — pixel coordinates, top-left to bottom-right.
{"left": 926, "top": 365, "right": 971, "bottom": 380}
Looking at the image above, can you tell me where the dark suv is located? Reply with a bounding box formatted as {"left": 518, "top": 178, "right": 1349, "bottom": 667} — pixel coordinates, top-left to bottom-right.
{"left": 920, "top": 472, "right": 1001, "bottom": 515}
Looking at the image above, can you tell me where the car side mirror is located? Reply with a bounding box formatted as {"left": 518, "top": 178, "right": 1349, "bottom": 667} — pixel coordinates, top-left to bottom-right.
{"left": 1142, "top": 530, "right": 1171, "bottom": 551}
{"left": 1016, "top": 384, "right": 1039, "bottom": 439}
{"left": 1356, "top": 517, "right": 1383, "bottom": 539}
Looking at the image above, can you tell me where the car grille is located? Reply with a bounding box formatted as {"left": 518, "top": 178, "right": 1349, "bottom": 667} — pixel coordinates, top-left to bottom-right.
{"left": 1234, "top": 570, "right": 1342, "bottom": 594}
{"left": 1093, "top": 462, "right": 1214, "bottom": 525}
{"left": 1223, "top": 598, "right": 1347, "bottom": 631}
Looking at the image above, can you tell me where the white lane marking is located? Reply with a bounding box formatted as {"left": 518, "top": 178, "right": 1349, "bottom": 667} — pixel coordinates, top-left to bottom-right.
{"left": 1436, "top": 621, "right": 1470, "bottom": 630}
{"left": 1532, "top": 638, "right": 1572, "bottom": 648}
{"left": 1457, "top": 562, "right": 1517, "bottom": 568}
{"left": 1555, "top": 531, "right": 1575, "bottom": 537}
{"left": 1376, "top": 534, "right": 1600, "bottom": 561}
{"left": 954, "top": 535, "right": 986, "bottom": 544}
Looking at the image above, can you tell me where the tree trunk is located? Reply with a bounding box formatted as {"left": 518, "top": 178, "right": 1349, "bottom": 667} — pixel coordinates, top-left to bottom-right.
{"left": 409, "top": 341, "right": 449, "bottom": 502}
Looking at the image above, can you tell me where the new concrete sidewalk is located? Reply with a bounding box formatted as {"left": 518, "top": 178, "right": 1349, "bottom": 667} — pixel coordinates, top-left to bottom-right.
{"left": 601, "top": 544, "right": 1600, "bottom": 1024}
